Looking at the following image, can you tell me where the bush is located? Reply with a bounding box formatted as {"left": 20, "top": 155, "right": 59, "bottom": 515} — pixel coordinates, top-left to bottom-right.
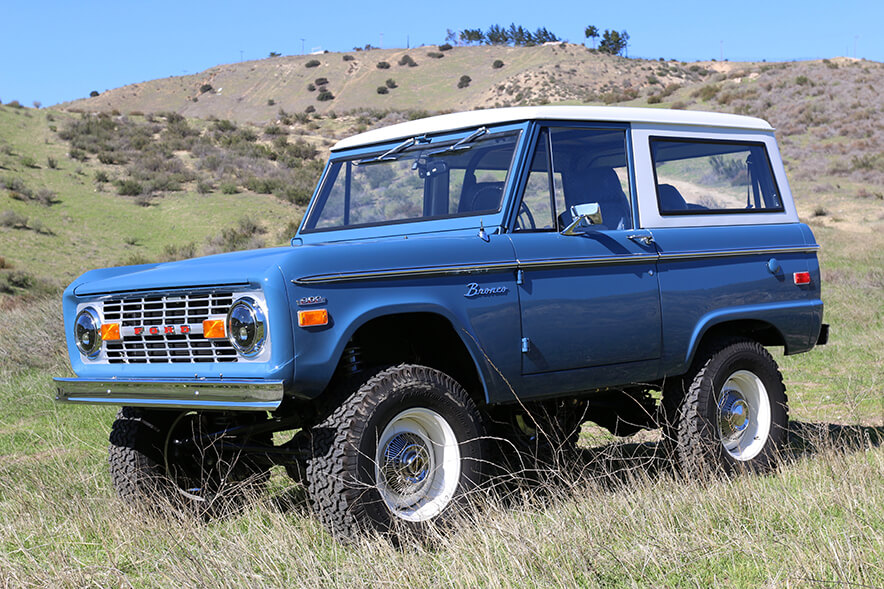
{"left": 69, "top": 147, "right": 87, "bottom": 161}
{"left": 267, "top": 98, "right": 275, "bottom": 106}
{"left": 386, "top": 78, "right": 397, "bottom": 89}
{"left": 199, "top": 84, "right": 213, "bottom": 93}
{"left": 304, "top": 105, "right": 316, "bottom": 114}
{"left": 457, "top": 75, "right": 472, "bottom": 89}
{"left": 647, "top": 95, "right": 662, "bottom": 104}
{"left": 305, "top": 59, "right": 321, "bottom": 68}
{"left": 314, "top": 77, "right": 329, "bottom": 86}
{"left": 46, "top": 156, "right": 57, "bottom": 169}
{"left": 438, "top": 43, "right": 452, "bottom": 51}
{"left": 795, "top": 75, "right": 811, "bottom": 86}
{"left": 89, "top": 90, "right": 100, "bottom": 97}
{"left": 116, "top": 179, "right": 143, "bottom": 196}
{"left": 7, "top": 100, "right": 22, "bottom": 109}
{"left": 264, "top": 125, "right": 286, "bottom": 135}
{"left": 307, "top": 83, "right": 316, "bottom": 92}
{"left": 94, "top": 170, "right": 109, "bottom": 183}
{"left": 20, "top": 155, "right": 37, "bottom": 168}
{"left": 316, "top": 90, "right": 334, "bottom": 101}
{"left": 377, "top": 86, "right": 389, "bottom": 95}
{"left": 343, "top": 55, "right": 355, "bottom": 61}
{"left": 196, "top": 180, "right": 213, "bottom": 194}
{"left": 0, "top": 210, "right": 28, "bottom": 229}
{"left": 376, "top": 61, "right": 391, "bottom": 69}
{"left": 427, "top": 52, "right": 444, "bottom": 59}
{"left": 692, "top": 84, "right": 719, "bottom": 101}
{"left": 213, "top": 119, "right": 237, "bottom": 133}
{"left": 492, "top": 60, "right": 504, "bottom": 69}
{"left": 34, "top": 188, "right": 58, "bottom": 206}
{"left": 398, "top": 55, "right": 417, "bottom": 67}
{"left": 219, "top": 182, "right": 239, "bottom": 194}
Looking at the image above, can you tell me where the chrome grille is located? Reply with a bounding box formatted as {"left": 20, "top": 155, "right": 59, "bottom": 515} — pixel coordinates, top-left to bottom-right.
{"left": 102, "top": 292, "right": 238, "bottom": 364}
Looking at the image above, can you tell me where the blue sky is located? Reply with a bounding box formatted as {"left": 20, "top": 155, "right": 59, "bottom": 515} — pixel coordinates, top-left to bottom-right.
{"left": 2, "top": 0, "right": 881, "bottom": 107}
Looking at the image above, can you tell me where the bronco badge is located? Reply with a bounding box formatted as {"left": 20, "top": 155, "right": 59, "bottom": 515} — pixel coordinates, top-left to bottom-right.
{"left": 464, "top": 283, "right": 508, "bottom": 298}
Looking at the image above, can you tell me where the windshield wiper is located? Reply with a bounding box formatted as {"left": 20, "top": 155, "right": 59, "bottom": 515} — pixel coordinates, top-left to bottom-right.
{"left": 354, "top": 137, "right": 417, "bottom": 166}
{"left": 427, "top": 127, "right": 487, "bottom": 156}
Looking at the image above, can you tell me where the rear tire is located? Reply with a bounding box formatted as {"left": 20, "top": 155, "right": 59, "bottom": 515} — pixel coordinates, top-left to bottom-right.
{"left": 305, "top": 364, "right": 488, "bottom": 541}
{"left": 676, "top": 339, "right": 788, "bottom": 476}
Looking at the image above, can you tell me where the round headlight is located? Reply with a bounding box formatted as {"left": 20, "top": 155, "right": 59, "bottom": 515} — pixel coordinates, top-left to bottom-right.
{"left": 75, "top": 307, "right": 102, "bottom": 358}
{"left": 227, "top": 297, "right": 266, "bottom": 357}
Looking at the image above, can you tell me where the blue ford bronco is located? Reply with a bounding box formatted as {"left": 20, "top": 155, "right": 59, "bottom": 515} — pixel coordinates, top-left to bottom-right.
{"left": 55, "top": 106, "right": 827, "bottom": 539}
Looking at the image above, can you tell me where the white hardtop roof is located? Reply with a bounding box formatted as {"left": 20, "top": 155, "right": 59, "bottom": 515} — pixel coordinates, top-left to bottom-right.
{"left": 332, "top": 106, "right": 773, "bottom": 152}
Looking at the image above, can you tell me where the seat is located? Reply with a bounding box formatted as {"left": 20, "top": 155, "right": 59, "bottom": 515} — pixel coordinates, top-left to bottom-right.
{"left": 658, "top": 183, "right": 687, "bottom": 212}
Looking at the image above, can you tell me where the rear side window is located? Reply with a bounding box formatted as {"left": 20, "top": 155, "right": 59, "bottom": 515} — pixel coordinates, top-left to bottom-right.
{"left": 650, "top": 138, "right": 783, "bottom": 215}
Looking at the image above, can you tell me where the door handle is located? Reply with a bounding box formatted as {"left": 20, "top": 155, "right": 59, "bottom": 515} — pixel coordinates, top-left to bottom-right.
{"left": 627, "top": 233, "right": 655, "bottom": 246}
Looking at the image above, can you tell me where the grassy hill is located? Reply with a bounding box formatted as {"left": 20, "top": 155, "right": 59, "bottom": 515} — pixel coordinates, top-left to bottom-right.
{"left": 1, "top": 47, "right": 882, "bottom": 586}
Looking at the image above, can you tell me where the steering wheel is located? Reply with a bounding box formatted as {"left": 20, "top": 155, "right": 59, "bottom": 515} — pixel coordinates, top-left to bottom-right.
{"left": 468, "top": 185, "right": 503, "bottom": 212}
{"left": 514, "top": 202, "right": 536, "bottom": 231}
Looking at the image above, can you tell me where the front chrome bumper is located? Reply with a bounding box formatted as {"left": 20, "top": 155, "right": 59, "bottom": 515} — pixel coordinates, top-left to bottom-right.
{"left": 53, "top": 377, "right": 284, "bottom": 411}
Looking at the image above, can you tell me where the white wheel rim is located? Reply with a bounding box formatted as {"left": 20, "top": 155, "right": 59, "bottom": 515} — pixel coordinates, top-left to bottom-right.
{"left": 717, "top": 370, "right": 771, "bottom": 461}
{"left": 375, "top": 408, "right": 460, "bottom": 522}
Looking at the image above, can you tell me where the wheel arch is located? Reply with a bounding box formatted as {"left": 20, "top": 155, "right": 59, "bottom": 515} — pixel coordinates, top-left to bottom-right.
{"left": 337, "top": 308, "right": 491, "bottom": 407}
{"left": 684, "top": 316, "right": 786, "bottom": 372}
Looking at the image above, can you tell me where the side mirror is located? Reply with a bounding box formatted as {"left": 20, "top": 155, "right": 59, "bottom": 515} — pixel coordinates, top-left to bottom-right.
{"left": 561, "top": 203, "right": 603, "bottom": 235}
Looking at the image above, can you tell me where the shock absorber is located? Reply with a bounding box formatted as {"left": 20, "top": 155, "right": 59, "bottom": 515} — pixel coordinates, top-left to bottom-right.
{"left": 342, "top": 341, "right": 363, "bottom": 376}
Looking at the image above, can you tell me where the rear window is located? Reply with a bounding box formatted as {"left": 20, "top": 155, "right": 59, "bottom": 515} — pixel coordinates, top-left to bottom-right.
{"left": 650, "top": 138, "right": 783, "bottom": 215}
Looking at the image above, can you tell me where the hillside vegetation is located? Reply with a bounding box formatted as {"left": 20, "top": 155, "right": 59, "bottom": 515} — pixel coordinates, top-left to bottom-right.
{"left": 0, "top": 47, "right": 882, "bottom": 587}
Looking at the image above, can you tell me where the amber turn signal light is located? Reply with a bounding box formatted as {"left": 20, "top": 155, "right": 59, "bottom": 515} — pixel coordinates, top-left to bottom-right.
{"left": 298, "top": 309, "right": 329, "bottom": 327}
{"left": 100, "top": 323, "right": 120, "bottom": 341}
{"left": 203, "top": 319, "right": 226, "bottom": 339}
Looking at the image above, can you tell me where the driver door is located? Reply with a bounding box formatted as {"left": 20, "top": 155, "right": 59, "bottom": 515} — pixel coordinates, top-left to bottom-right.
{"left": 509, "top": 126, "right": 662, "bottom": 387}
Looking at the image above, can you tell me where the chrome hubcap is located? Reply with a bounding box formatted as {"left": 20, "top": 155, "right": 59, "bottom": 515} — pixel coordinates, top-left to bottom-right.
{"left": 381, "top": 432, "right": 433, "bottom": 504}
{"left": 719, "top": 393, "right": 750, "bottom": 441}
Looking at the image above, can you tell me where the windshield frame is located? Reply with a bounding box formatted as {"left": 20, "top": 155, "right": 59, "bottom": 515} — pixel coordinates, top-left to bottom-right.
{"left": 298, "top": 122, "right": 530, "bottom": 239}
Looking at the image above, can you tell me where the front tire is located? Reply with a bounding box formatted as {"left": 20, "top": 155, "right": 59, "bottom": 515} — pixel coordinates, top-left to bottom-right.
{"left": 676, "top": 339, "right": 788, "bottom": 476}
{"left": 108, "top": 407, "right": 270, "bottom": 514}
{"left": 306, "top": 364, "right": 488, "bottom": 541}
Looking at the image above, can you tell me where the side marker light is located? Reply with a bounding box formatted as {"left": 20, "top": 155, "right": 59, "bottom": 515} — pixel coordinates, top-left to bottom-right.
{"left": 298, "top": 309, "right": 329, "bottom": 327}
{"left": 793, "top": 271, "right": 811, "bottom": 285}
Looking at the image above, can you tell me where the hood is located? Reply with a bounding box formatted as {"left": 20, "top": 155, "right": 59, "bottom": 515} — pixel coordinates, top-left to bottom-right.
{"left": 72, "top": 247, "right": 294, "bottom": 296}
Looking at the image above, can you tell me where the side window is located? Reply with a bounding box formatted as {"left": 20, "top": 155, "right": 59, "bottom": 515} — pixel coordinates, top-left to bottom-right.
{"left": 515, "top": 127, "right": 632, "bottom": 232}
{"left": 651, "top": 139, "right": 783, "bottom": 214}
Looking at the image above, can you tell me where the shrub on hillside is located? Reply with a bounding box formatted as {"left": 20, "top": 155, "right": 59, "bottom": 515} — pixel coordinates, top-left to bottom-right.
{"left": 307, "top": 83, "right": 316, "bottom": 92}
{"left": 116, "top": 179, "right": 143, "bottom": 196}
{"left": 386, "top": 79, "right": 397, "bottom": 89}
{"left": 342, "top": 55, "right": 355, "bottom": 61}
{"left": 305, "top": 59, "right": 321, "bottom": 68}
{"left": 219, "top": 182, "right": 239, "bottom": 194}
{"left": 376, "top": 61, "right": 390, "bottom": 69}
{"left": 89, "top": 91, "right": 99, "bottom": 97}
{"left": 457, "top": 75, "right": 472, "bottom": 89}
{"left": 20, "top": 155, "right": 37, "bottom": 168}
{"left": 438, "top": 43, "right": 452, "bottom": 51}
{"left": 427, "top": 51, "right": 443, "bottom": 59}
{"left": 492, "top": 60, "right": 504, "bottom": 69}
{"left": 377, "top": 86, "right": 389, "bottom": 95}
{"left": 199, "top": 84, "right": 213, "bottom": 94}
{"left": 692, "top": 84, "right": 719, "bottom": 101}
{"left": 317, "top": 90, "right": 334, "bottom": 101}
{"left": 398, "top": 55, "right": 417, "bottom": 67}
{"left": 267, "top": 99, "right": 275, "bottom": 106}
{"left": 94, "top": 170, "right": 109, "bottom": 183}
{"left": 647, "top": 94, "right": 662, "bottom": 104}
{"left": 46, "top": 156, "right": 57, "bottom": 169}
{"left": 314, "top": 77, "right": 329, "bottom": 86}
{"left": 304, "top": 105, "right": 316, "bottom": 114}
{"left": 7, "top": 100, "right": 22, "bottom": 108}
{"left": 0, "top": 210, "right": 28, "bottom": 229}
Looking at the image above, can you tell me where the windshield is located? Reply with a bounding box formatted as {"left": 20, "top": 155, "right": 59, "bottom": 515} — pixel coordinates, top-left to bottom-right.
{"left": 302, "top": 130, "right": 521, "bottom": 232}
